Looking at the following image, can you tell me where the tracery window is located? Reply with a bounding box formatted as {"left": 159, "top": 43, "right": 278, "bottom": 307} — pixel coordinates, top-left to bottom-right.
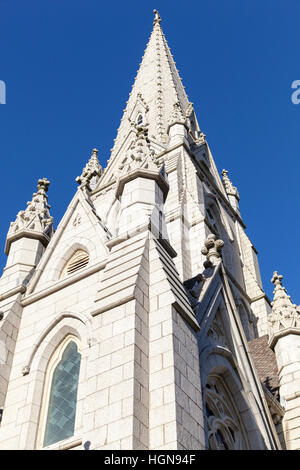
{"left": 205, "top": 375, "right": 247, "bottom": 450}
{"left": 40, "top": 337, "right": 81, "bottom": 447}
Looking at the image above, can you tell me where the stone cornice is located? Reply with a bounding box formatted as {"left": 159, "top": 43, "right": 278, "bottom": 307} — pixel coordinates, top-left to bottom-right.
{"left": 115, "top": 167, "right": 169, "bottom": 200}
{"left": 0, "top": 285, "right": 26, "bottom": 302}
{"left": 5, "top": 230, "right": 50, "bottom": 255}
{"left": 268, "top": 327, "right": 300, "bottom": 350}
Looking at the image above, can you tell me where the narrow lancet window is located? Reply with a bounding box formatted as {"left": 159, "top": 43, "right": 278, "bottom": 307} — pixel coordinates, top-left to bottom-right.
{"left": 137, "top": 114, "right": 143, "bottom": 126}
{"left": 43, "top": 340, "right": 81, "bottom": 447}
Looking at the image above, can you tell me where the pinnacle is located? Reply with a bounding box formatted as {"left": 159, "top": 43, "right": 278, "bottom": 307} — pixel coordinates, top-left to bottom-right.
{"left": 5, "top": 178, "right": 54, "bottom": 254}
{"left": 269, "top": 271, "right": 300, "bottom": 334}
{"left": 221, "top": 169, "right": 239, "bottom": 201}
{"left": 76, "top": 148, "right": 102, "bottom": 191}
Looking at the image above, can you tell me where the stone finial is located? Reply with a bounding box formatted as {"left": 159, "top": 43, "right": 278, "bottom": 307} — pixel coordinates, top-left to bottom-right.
{"left": 76, "top": 148, "right": 102, "bottom": 191}
{"left": 6, "top": 178, "right": 54, "bottom": 254}
{"left": 268, "top": 271, "right": 300, "bottom": 334}
{"left": 221, "top": 169, "right": 240, "bottom": 200}
{"left": 201, "top": 233, "right": 224, "bottom": 268}
{"left": 37, "top": 178, "right": 50, "bottom": 194}
{"left": 153, "top": 9, "right": 161, "bottom": 25}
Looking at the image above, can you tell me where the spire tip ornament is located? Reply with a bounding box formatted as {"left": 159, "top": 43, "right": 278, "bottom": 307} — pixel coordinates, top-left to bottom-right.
{"left": 153, "top": 9, "right": 161, "bottom": 25}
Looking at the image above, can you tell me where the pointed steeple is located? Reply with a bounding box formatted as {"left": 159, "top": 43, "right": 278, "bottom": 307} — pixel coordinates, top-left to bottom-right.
{"left": 101, "top": 10, "right": 191, "bottom": 186}
{"left": 5, "top": 178, "right": 54, "bottom": 255}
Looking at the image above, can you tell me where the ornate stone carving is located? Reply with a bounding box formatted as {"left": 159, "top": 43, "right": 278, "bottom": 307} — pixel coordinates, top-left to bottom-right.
{"left": 118, "top": 126, "right": 158, "bottom": 176}
{"left": 268, "top": 271, "right": 300, "bottom": 333}
{"left": 168, "top": 102, "right": 185, "bottom": 126}
{"left": 6, "top": 178, "right": 54, "bottom": 254}
{"left": 201, "top": 234, "right": 224, "bottom": 268}
{"left": 76, "top": 148, "right": 102, "bottom": 191}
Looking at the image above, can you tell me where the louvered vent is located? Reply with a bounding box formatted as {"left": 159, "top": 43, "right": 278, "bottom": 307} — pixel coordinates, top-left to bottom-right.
{"left": 61, "top": 250, "right": 90, "bottom": 278}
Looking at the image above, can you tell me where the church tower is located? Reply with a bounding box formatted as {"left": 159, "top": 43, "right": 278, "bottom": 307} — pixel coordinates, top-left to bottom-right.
{"left": 0, "top": 10, "right": 295, "bottom": 450}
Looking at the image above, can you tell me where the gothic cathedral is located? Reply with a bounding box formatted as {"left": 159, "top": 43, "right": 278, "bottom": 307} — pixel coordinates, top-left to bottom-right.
{"left": 0, "top": 11, "right": 299, "bottom": 450}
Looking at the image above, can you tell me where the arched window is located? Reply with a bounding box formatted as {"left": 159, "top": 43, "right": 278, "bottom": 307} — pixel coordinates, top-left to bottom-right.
{"left": 136, "top": 114, "right": 143, "bottom": 126}
{"left": 40, "top": 337, "right": 81, "bottom": 447}
{"left": 60, "top": 250, "right": 89, "bottom": 278}
{"left": 205, "top": 375, "right": 248, "bottom": 450}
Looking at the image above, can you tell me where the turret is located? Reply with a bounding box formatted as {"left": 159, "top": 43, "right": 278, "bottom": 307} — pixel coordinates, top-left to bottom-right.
{"left": 268, "top": 271, "right": 300, "bottom": 450}
{"left": 167, "top": 102, "right": 189, "bottom": 147}
{"left": 76, "top": 148, "right": 102, "bottom": 192}
{"left": 115, "top": 126, "right": 169, "bottom": 240}
{"left": 1, "top": 178, "right": 53, "bottom": 293}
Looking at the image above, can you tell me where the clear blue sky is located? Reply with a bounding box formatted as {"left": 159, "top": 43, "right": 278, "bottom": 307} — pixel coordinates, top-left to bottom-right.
{"left": 0, "top": 0, "right": 299, "bottom": 302}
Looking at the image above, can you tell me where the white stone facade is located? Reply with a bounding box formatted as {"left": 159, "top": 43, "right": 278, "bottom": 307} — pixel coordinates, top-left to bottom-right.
{"left": 0, "top": 10, "right": 298, "bottom": 450}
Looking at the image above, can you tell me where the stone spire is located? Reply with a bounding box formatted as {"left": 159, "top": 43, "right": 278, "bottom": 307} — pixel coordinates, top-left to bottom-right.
{"left": 268, "top": 271, "right": 300, "bottom": 334}
{"left": 100, "top": 10, "right": 191, "bottom": 186}
{"left": 201, "top": 233, "right": 224, "bottom": 268}
{"left": 76, "top": 148, "right": 102, "bottom": 191}
{"left": 5, "top": 178, "right": 53, "bottom": 255}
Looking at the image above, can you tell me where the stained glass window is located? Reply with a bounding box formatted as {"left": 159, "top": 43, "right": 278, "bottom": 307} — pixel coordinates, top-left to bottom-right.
{"left": 43, "top": 341, "right": 81, "bottom": 447}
